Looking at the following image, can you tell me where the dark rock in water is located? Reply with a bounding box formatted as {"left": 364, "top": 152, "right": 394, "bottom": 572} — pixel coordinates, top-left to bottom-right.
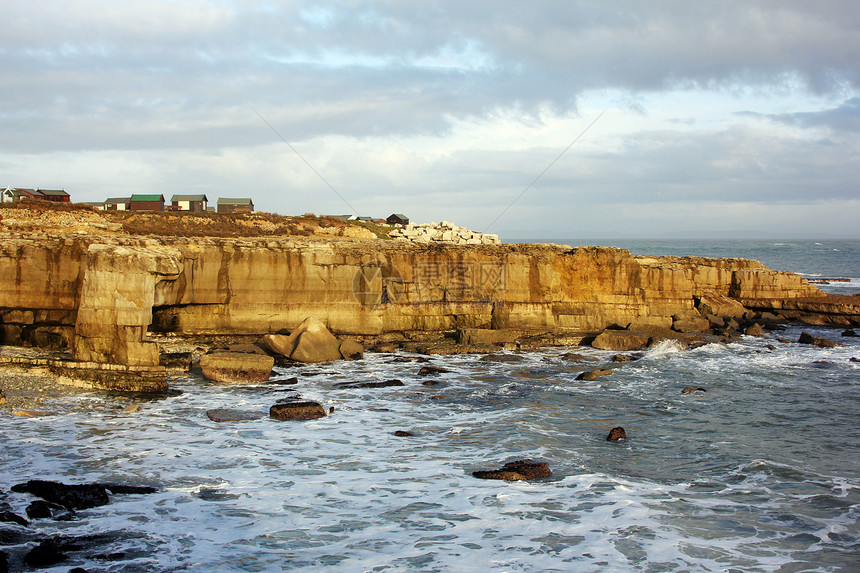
{"left": 576, "top": 369, "right": 613, "bottom": 381}
{"left": 765, "top": 344, "right": 777, "bottom": 350}
{"left": 842, "top": 329, "right": 857, "bottom": 337}
{"left": 24, "top": 539, "right": 67, "bottom": 567}
{"left": 269, "top": 401, "right": 326, "bottom": 420}
{"left": 102, "top": 484, "right": 157, "bottom": 496}
{"left": 0, "top": 550, "right": 7, "bottom": 573}
{"left": 371, "top": 342, "right": 399, "bottom": 353}
{"left": 745, "top": 323, "right": 766, "bottom": 337}
{"left": 334, "top": 379, "right": 405, "bottom": 389}
{"left": 606, "top": 427, "right": 627, "bottom": 441}
{"left": 560, "top": 352, "right": 586, "bottom": 361}
{"left": 206, "top": 409, "right": 266, "bottom": 422}
{"left": 10, "top": 481, "right": 156, "bottom": 511}
{"left": 681, "top": 386, "right": 706, "bottom": 394}
{"left": 394, "top": 430, "right": 414, "bottom": 437}
{"left": 69, "top": 568, "right": 89, "bottom": 573}
{"left": 25, "top": 500, "right": 71, "bottom": 520}
{"left": 611, "top": 354, "right": 640, "bottom": 362}
{"left": 196, "top": 487, "right": 239, "bottom": 501}
{"left": 798, "top": 331, "right": 845, "bottom": 348}
{"left": 0, "top": 511, "right": 28, "bottom": 527}
{"left": 472, "top": 459, "right": 552, "bottom": 481}
{"left": 417, "top": 365, "right": 450, "bottom": 376}
{"left": 267, "top": 376, "right": 299, "bottom": 385}
{"left": 12, "top": 481, "right": 109, "bottom": 510}
{"left": 850, "top": 357, "right": 859, "bottom": 363}
{"left": 421, "top": 380, "right": 442, "bottom": 386}
{"left": 480, "top": 354, "right": 525, "bottom": 363}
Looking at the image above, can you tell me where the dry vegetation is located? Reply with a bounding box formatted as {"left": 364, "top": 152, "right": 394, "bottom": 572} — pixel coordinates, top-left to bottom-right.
{"left": 0, "top": 201, "right": 383, "bottom": 239}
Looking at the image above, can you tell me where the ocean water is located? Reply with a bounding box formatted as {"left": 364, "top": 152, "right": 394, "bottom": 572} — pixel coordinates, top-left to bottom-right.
{"left": 1, "top": 240, "right": 859, "bottom": 572}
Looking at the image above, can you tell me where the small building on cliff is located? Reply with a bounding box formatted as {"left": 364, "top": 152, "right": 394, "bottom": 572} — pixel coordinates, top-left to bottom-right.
{"left": 170, "top": 194, "right": 209, "bottom": 212}
{"left": 129, "top": 194, "right": 165, "bottom": 212}
{"left": 217, "top": 198, "right": 254, "bottom": 213}
{"left": 104, "top": 197, "right": 131, "bottom": 211}
{"left": 386, "top": 213, "right": 409, "bottom": 226}
{"left": 36, "top": 189, "right": 71, "bottom": 203}
{"left": 2, "top": 188, "right": 39, "bottom": 202}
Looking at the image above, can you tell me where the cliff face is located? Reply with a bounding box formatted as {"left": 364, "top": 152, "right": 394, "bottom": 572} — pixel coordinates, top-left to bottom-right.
{"left": 1, "top": 234, "right": 832, "bottom": 369}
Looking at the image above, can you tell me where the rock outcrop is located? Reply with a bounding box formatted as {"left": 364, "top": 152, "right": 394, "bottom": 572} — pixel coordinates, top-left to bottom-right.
{"left": 389, "top": 221, "right": 500, "bottom": 245}
{"left": 199, "top": 352, "right": 274, "bottom": 383}
{"left": 3, "top": 231, "right": 854, "bottom": 390}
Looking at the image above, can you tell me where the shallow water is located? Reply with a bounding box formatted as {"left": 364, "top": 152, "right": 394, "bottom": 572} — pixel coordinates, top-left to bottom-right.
{"left": 2, "top": 325, "right": 859, "bottom": 572}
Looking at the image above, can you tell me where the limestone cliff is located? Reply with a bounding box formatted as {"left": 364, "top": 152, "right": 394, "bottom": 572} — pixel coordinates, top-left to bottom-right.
{"left": 2, "top": 233, "right": 839, "bottom": 375}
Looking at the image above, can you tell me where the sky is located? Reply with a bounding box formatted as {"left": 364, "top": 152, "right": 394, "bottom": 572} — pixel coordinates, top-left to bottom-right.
{"left": 2, "top": 1, "right": 859, "bottom": 239}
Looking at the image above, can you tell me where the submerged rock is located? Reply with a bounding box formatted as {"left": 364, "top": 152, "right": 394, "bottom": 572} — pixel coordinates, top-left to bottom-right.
{"left": 576, "top": 369, "right": 613, "bottom": 381}
{"left": 269, "top": 401, "right": 327, "bottom": 421}
{"left": 606, "top": 427, "right": 627, "bottom": 441}
{"left": 24, "top": 540, "right": 67, "bottom": 567}
{"left": 681, "top": 386, "right": 707, "bottom": 394}
{"left": 206, "top": 409, "right": 266, "bottom": 422}
{"left": 10, "top": 480, "right": 156, "bottom": 511}
{"left": 798, "top": 331, "right": 845, "bottom": 348}
{"left": 472, "top": 459, "right": 552, "bottom": 481}
{"left": 334, "top": 379, "right": 405, "bottom": 389}
{"left": 417, "top": 365, "right": 450, "bottom": 376}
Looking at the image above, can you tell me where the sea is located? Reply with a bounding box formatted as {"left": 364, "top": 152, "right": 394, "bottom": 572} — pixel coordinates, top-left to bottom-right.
{"left": 1, "top": 239, "right": 858, "bottom": 572}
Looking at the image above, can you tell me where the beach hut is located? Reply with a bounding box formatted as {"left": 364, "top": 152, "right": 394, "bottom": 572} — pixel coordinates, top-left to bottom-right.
{"left": 170, "top": 194, "right": 209, "bottom": 212}
{"left": 129, "top": 194, "right": 165, "bottom": 211}
{"left": 217, "top": 198, "right": 254, "bottom": 213}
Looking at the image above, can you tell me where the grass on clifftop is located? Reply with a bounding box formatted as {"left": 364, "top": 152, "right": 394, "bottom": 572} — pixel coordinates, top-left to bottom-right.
{"left": 1, "top": 201, "right": 388, "bottom": 239}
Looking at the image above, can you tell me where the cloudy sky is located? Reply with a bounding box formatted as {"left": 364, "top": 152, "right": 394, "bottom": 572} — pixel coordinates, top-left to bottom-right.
{"left": 2, "top": 1, "right": 858, "bottom": 239}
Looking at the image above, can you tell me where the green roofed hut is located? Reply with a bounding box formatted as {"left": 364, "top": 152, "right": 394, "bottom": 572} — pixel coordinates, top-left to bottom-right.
{"left": 217, "top": 197, "right": 254, "bottom": 213}
{"left": 129, "top": 194, "right": 165, "bottom": 211}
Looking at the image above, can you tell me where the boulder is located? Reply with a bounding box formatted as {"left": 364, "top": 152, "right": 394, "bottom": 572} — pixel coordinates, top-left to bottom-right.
{"left": 842, "top": 329, "right": 858, "bottom": 337}
{"left": 671, "top": 315, "right": 711, "bottom": 333}
{"left": 798, "top": 331, "right": 845, "bottom": 348}
{"left": 697, "top": 294, "right": 748, "bottom": 319}
{"left": 745, "top": 323, "right": 766, "bottom": 337}
{"left": 606, "top": 427, "right": 626, "bottom": 441}
{"left": 268, "top": 317, "right": 343, "bottom": 363}
{"left": 199, "top": 352, "right": 274, "bottom": 383}
{"left": 472, "top": 459, "right": 552, "bottom": 481}
{"left": 269, "top": 401, "right": 327, "bottom": 420}
{"left": 591, "top": 330, "right": 649, "bottom": 351}
{"left": 339, "top": 339, "right": 364, "bottom": 361}
{"left": 560, "top": 352, "right": 586, "bottom": 361}
{"left": 206, "top": 409, "right": 266, "bottom": 422}
{"left": 576, "top": 368, "right": 613, "bottom": 381}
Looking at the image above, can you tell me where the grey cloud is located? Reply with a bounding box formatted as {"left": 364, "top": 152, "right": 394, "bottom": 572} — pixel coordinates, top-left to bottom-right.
{"left": 3, "top": 0, "right": 859, "bottom": 153}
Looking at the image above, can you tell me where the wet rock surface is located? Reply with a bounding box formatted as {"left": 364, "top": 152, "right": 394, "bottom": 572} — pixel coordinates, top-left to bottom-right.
{"left": 472, "top": 460, "right": 552, "bottom": 481}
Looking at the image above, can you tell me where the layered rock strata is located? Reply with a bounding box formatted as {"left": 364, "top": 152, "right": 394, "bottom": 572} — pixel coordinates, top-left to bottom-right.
{"left": 2, "top": 234, "right": 845, "bottom": 388}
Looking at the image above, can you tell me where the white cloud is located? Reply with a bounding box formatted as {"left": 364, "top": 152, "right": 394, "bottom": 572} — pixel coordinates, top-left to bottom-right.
{"left": 1, "top": 0, "right": 858, "bottom": 237}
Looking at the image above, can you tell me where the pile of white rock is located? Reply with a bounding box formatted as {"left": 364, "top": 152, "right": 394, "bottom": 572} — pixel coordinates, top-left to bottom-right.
{"left": 389, "top": 221, "right": 501, "bottom": 245}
